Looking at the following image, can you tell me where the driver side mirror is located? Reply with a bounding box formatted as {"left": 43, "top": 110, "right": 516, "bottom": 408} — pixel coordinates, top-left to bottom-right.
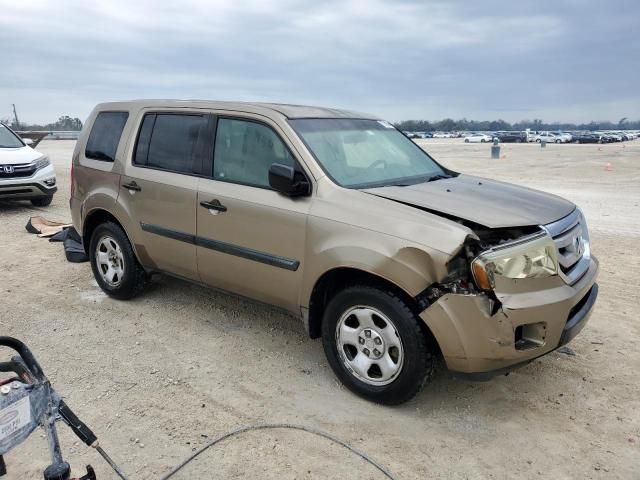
{"left": 269, "top": 163, "right": 310, "bottom": 197}
{"left": 23, "top": 138, "right": 34, "bottom": 146}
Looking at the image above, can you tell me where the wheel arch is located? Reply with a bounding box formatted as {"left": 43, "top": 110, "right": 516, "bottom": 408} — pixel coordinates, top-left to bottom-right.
{"left": 82, "top": 208, "right": 142, "bottom": 263}
{"left": 306, "top": 267, "right": 441, "bottom": 356}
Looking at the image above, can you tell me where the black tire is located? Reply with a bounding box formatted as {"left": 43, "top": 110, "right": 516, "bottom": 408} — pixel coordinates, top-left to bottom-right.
{"left": 555, "top": 139, "right": 561, "bottom": 144}
{"left": 30, "top": 196, "right": 53, "bottom": 207}
{"left": 321, "top": 285, "right": 435, "bottom": 405}
{"left": 89, "top": 221, "right": 147, "bottom": 300}
{"left": 536, "top": 139, "right": 541, "bottom": 143}
{"left": 464, "top": 139, "right": 469, "bottom": 143}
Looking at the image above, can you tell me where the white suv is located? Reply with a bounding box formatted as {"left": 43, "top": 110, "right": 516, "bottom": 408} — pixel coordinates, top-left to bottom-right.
{"left": 0, "top": 123, "right": 56, "bottom": 206}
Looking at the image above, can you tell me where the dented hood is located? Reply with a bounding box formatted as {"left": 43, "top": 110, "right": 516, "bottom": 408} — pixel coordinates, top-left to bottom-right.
{"left": 364, "top": 174, "right": 575, "bottom": 228}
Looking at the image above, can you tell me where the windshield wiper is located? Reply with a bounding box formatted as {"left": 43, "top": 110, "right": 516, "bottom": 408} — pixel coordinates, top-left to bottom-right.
{"left": 389, "top": 174, "right": 451, "bottom": 187}
{"left": 425, "top": 173, "right": 452, "bottom": 182}
{"left": 85, "top": 150, "right": 113, "bottom": 161}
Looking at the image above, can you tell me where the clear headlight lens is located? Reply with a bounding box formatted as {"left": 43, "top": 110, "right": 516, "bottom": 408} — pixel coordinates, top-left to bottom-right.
{"left": 471, "top": 233, "right": 558, "bottom": 290}
{"left": 34, "top": 156, "right": 50, "bottom": 170}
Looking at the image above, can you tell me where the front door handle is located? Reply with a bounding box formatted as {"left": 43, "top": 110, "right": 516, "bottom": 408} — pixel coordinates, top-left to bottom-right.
{"left": 122, "top": 181, "right": 142, "bottom": 192}
{"left": 200, "top": 199, "right": 227, "bottom": 212}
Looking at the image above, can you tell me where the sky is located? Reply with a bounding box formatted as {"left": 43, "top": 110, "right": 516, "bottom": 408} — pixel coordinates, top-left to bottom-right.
{"left": 1, "top": 0, "right": 639, "bottom": 125}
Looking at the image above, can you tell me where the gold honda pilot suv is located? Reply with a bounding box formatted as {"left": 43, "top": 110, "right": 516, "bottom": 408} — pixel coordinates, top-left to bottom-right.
{"left": 70, "top": 100, "right": 599, "bottom": 404}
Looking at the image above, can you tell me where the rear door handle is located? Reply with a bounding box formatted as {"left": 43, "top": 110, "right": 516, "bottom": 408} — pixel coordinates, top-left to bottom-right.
{"left": 122, "top": 181, "right": 142, "bottom": 192}
{"left": 200, "top": 199, "right": 227, "bottom": 212}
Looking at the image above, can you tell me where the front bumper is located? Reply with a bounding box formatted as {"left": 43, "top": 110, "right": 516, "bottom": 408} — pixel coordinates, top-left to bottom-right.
{"left": 0, "top": 164, "right": 57, "bottom": 199}
{"left": 420, "top": 256, "right": 599, "bottom": 376}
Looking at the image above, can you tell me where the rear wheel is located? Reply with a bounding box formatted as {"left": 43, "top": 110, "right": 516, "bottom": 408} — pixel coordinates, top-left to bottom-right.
{"left": 89, "top": 222, "right": 147, "bottom": 299}
{"left": 322, "top": 285, "right": 435, "bottom": 405}
{"left": 31, "top": 196, "right": 53, "bottom": 207}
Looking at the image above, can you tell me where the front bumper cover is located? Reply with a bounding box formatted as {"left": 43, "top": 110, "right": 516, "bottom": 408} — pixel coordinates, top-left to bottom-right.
{"left": 0, "top": 164, "right": 57, "bottom": 199}
{"left": 419, "top": 256, "right": 599, "bottom": 376}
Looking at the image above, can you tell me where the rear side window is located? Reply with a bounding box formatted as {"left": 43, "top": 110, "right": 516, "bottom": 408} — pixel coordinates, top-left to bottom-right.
{"left": 134, "top": 113, "right": 207, "bottom": 175}
{"left": 213, "top": 118, "right": 295, "bottom": 188}
{"left": 85, "top": 112, "right": 129, "bottom": 162}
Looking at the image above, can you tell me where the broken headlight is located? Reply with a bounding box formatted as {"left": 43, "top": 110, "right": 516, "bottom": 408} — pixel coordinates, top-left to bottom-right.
{"left": 471, "top": 232, "right": 558, "bottom": 290}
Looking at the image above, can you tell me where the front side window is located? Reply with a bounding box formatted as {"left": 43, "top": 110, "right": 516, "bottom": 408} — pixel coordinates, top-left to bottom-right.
{"left": 213, "top": 118, "right": 294, "bottom": 188}
{"left": 134, "top": 113, "right": 207, "bottom": 174}
{"left": 0, "top": 124, "right": 24, "bottom": 148}
{"left": 290, "top": 119, "right": 446, "bottom": 188}
{"left": 85, "top": 112, "right": 129, "bottom": 161}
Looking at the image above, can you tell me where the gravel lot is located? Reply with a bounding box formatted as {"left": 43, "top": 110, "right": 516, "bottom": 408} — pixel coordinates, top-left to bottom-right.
{"left": 1, "top": 139, "right": 638, "bottom": 479}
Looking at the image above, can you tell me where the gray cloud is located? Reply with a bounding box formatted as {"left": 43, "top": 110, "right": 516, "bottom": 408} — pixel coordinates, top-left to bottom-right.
{"left": 1, "top": 0, "right": 638, "bottom": 124}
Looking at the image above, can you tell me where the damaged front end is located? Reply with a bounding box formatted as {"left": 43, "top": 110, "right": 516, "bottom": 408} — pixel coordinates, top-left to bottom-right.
{"left": 415, "top": 223, "right": 543, "bottom": 310}
{"left": 415, "top": 215, "right": 599, "bottom": 377}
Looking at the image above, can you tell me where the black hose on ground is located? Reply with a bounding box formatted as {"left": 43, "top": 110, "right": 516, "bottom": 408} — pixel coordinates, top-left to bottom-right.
{"left": 97, "top": 423, "right": 399, "bottom": 480}
{"left": 159, "top": 423, "right": 398, "bottom": 480}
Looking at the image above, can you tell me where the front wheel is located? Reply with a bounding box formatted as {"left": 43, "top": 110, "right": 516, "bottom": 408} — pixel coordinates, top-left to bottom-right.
{"left": 322, "top": 285, "right": 435, "bottom": 405}
{"left": 89, "top": 222, "right": 147, "bottom": 300}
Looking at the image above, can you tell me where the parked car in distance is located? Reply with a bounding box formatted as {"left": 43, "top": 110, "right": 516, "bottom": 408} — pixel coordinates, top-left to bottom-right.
{"left": 595, "top": 131, "right": 621, "bottom": 142}
{"left": 552, "top": 131, "right": 573, "bottom": 143}
{"left": 71, "top": 100, "right": 599, "bottom": 405}
{"left": 492, "top": 131, "right": 527, "bottom": 143}
{"left": 0, "top": 122, "right": 57, "bottom": 206}
{"left": 572, "top": 133, "right": 602, "bottom": 144}
{"left": 464, "top": 133, "right": 493, "bottom": 143}
{"left": 432, "top": 132, "right": 453, "bottom": 138}
{"left": 535, "top": 132, "right": 563, "bottom": 143}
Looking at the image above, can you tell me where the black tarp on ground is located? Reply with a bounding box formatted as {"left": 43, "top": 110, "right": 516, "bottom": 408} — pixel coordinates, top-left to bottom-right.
{"left": 25, "top": 217, "right": 89, "bottom": 263}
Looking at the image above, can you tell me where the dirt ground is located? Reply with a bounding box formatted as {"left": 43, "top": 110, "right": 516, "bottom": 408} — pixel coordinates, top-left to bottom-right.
{"left": 1, "top": 139, "right": 638, "bottom": 479}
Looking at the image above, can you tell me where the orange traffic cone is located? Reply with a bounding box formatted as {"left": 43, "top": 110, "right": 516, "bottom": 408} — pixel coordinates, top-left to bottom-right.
{"left": 605, "top": 162, "right": 613, "bottom": 171}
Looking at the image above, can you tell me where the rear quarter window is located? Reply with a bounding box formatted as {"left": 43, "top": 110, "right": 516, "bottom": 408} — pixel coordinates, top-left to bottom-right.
{"left": 85, "top": 112, "right": 129, "bottom": 162}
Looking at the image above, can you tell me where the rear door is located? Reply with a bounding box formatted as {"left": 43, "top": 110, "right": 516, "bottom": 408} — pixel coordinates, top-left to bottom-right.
{"left": 196, "top": 115, "right": 311, "bottom": 312}
{"left": 120, "top": 111, "right": 210, "bottom": 280}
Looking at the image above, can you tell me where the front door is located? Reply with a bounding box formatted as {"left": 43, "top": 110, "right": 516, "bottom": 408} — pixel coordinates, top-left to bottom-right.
{"left": 196, "top": 116, "right": 311, "bottom": 313}
{"left": 120, "top": 111, "right": 209, "bottom": 281}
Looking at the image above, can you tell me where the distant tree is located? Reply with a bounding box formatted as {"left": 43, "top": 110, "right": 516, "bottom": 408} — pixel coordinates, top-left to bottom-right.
{"left": 11, "top": 115, "right": 83, "bottom": 131}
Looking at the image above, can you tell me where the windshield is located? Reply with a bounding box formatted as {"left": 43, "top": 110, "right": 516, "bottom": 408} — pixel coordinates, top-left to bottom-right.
{"left": 0, "top": 124, "right": 25, "bottom": 148}
{"left": 289, "top": 118, "right": 446, "bottom": 188}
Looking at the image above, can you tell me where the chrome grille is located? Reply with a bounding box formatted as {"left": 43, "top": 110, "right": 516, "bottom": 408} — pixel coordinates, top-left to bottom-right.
{"left": 0, "top": 162, "right": 37, "bottom": 179}
{"left": 544, "top": 209, "right": 590, "bottom": 285}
